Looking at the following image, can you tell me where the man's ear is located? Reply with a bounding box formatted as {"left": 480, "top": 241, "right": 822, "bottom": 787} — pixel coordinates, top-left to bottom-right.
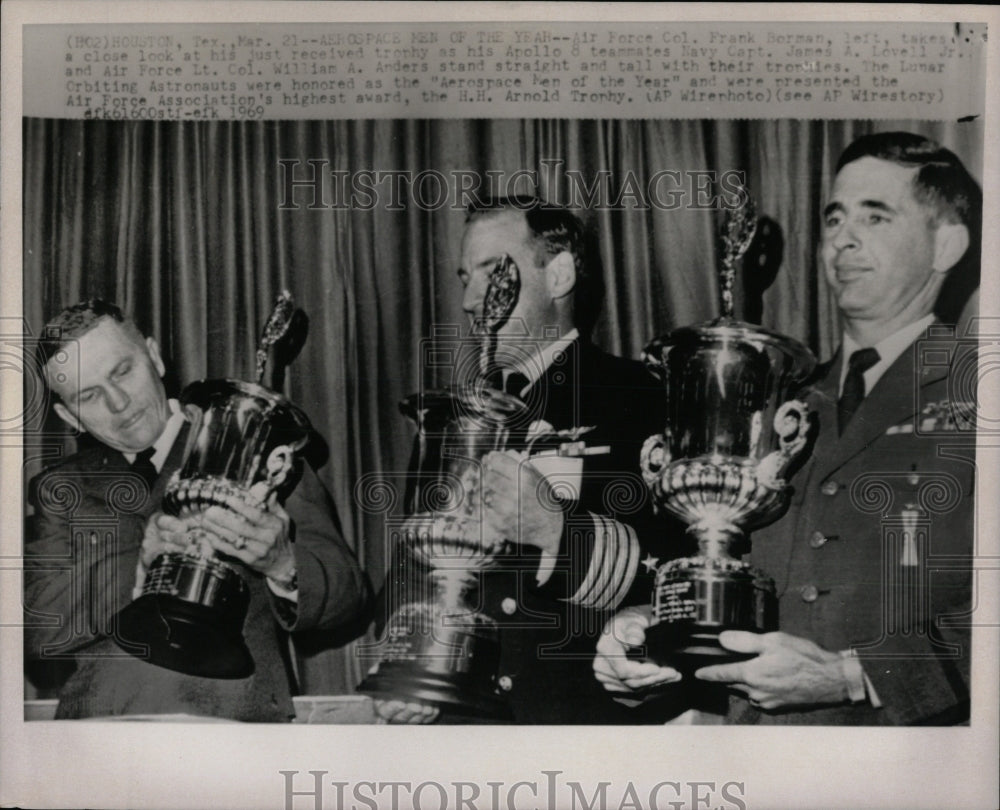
{"left": 932, "top": 222, "right": 970, "bottom": 274}
{"left": 545, "top": 251, "right": 577, "bottom": 301}
{"left": 53, "top": 401, "right": 83, "bottom": 432}
{"left": 145, "top": 336, "right": 166, "bottom": 377}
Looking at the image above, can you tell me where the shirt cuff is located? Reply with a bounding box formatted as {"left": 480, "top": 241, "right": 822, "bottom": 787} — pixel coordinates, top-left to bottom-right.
{"left": 132, "top": 560, "right": 146, "bottom": 600}
{"left": 840, "top": 648, "right": 881, "bottom": 707}
{"left": 862, "top": 671, "right": 883, "bottom": 708}
{"left": 267, "top": 576, "right": 299, "bottom": 603}
{"left": 536, "top": 549, "right": 559, "bottom": 586}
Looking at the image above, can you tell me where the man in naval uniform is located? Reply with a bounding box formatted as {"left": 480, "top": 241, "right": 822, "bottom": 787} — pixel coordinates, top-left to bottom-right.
{"left": 594, "top": 132, "right": 979, "bottom": 725}
{"left": 375, "top": 197, "right": 678, "bottom": 724}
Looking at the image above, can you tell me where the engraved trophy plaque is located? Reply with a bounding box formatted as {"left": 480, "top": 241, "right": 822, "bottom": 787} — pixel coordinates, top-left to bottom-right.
{"left": 359, "top": 256, "right": 594, "bottom": 717}
{"left": 639, "top": 189, "right": 816, "bottom": 670}
{"left": 115, "top": 292, "right": 312, "bottom": 678}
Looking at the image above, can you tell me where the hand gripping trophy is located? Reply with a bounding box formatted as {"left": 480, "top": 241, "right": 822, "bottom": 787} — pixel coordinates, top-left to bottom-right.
{"left": 639, "top": 187, "right": 817, "bottom": 670}
{"left": 360, "top": 257, "right": 595, "bottom": 718}
{"left": 115, "top": 293, "right": 312, "bottom": 678}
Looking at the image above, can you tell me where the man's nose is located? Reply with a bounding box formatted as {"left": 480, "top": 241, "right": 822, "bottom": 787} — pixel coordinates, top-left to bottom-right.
{"left": 105, "top": 383, "right": 130, "bottom": 413}
{"left": 462, "top": 280, "right": 485, "bottom": 316}
{"left": 831, "top": 219, "right": 860, "bottom": 251}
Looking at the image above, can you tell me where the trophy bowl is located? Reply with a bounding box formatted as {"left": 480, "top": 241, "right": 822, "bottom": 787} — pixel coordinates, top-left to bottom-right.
{"left": 115, "top": 379, "right": 312, "bottom": 679}
{"left": 358, "top": 383, "right": 534, "bottom": 719}
{"left": 639, "top": 317, "right": 816, "bottom": 670}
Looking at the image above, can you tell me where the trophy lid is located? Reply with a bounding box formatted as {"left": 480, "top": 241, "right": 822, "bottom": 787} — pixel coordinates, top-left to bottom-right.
{"left": 643, "top": 317, "right": 816, "bottom": 382}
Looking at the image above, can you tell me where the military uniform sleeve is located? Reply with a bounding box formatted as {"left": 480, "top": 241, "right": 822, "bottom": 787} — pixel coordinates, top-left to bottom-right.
{"left": 531, "top": 512, "right": 640, "bottom": 610}
{"left": 855, "top": 482, "right": 973, "bottom": 725}
{"left": 269, "top": 462, "right": 372, "bottom": 634}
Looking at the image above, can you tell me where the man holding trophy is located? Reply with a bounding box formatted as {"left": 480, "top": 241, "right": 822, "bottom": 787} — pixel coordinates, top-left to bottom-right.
{"left": 24, "top": 299, "right": 370, "bottom": 721}
{"left": 370, "top": 197, "right": 677, "bottom": 724}
{"left": 594, "top": 132, "right": 978, "bottom": 725}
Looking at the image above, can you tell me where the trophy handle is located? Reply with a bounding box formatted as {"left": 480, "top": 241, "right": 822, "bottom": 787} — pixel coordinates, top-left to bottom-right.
{"left": 246, "top": 443, "right": 296, "bottom": 503}
{"left": 757, "top": 399, "right": 810, "bottom": 490}
{"left": 639, "top": 434, "right": 672, "bottom": 505}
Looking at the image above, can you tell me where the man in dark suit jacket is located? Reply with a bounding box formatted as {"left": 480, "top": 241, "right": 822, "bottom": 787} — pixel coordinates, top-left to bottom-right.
{"left": 373, "top": 197, "right": 677, "bottom": 724}
{"left": 24, "top": 300, "right": 370, "bottom": 721}
{"left": 594, "top": 132, "right": 979, "bottom": 725}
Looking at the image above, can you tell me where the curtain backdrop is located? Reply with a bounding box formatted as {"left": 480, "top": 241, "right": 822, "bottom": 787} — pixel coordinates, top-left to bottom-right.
{"left": 22, "top": 117, "right": 982, "bottom": 694}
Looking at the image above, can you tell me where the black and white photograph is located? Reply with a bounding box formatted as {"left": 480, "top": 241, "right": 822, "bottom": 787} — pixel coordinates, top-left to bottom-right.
{"left": 2, "top": 4, "right": 998, "bottom": 810}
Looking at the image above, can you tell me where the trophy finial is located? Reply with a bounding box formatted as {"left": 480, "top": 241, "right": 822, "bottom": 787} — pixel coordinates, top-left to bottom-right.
{"left": 720, "top": 181, "right": 758, "bottom": 319}
{"left": 255, "top": 290, "right": 295, "bottom": 385}
{"left": 475, "top": 254, "right": 520, "bottom": 380}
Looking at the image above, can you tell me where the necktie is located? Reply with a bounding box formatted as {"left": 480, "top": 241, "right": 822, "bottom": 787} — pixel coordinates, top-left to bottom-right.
{"left": 837, "top": 347, "right": 880, "bottom": 434}
{"left": 131, "top": 447, "right": 159, "bottom": 488}
{"left": 504, "top": 371, "right": 530, "bottom": 398}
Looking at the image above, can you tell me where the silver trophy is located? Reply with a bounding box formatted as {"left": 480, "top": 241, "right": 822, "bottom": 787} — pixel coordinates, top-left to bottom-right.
{"left": 359, "top": 256, "right": 596, "bottom": 717}
{"left": 115, "top": 292, "right": 312, "bottom": 679}
{"left": 639, "top": 189, "right": 816, "bottom": 669}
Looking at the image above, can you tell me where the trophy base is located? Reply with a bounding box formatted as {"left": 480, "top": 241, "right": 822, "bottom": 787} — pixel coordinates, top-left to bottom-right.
{"left": 358, "top": 662, "right": 512, "bottom": 721}
{"left": 113, "top": 553, "right": 253, "bottom": 680}
{"left": 357, "top": 602, "right": 511, "bottom": 721}
{"left": 642, "top": 623, "right": 760, "bottom": 672}
{"left": 646, "top": 555, "right": 777, "bottom": 672}
{"left": 116, "top": 595, "right": 254, "bottom": 679}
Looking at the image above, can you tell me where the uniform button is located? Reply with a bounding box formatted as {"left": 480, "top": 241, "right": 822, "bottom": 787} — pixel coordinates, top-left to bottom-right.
{"left": 501, "top": 597, "right": 517, "bottom": 615}
{"left": 809, "top": 531, "right": 828, "bottom": 549}
{"left": 821, "top": 480, "right": 839, "bottom": 496}
{"left": 498, "top": 675, "right": 513, "bottom": 691}
{"left": 800, "top": 584, "right": 819, "bottom": 603}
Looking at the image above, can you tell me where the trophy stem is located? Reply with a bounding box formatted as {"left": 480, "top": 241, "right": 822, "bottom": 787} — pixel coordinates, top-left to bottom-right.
{"left": 429, "top": 566, "right": 478, "bottom": 607}
{"left": 689, "top": 521, "right": 743, "bottom": 559}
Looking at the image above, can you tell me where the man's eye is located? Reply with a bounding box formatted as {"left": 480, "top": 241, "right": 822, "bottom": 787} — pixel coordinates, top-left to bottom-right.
{"left": 112, "top": 362, "right": 132, "bottom": 378}
{"left": 78, "top": 391, "right": 96, "bottom": 405}
{"left": 868, "top": 213, "right": 889, "bottom": 225}
{"left": 824, "top": 214, "right": 842, "bottom": 228}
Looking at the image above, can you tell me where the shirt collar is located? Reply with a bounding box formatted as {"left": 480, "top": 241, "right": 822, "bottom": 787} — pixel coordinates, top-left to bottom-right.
{"left": 839, "top": 314, "right": 935, "bottom": 396}
{"left": 505, "top": 328, "right": 579, "bottom": 397}
{"left": 123, "top": 399, "right": 184, "bottom": 470}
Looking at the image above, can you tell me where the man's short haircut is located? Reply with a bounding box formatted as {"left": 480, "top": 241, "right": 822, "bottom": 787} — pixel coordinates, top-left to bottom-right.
{"left": 466, "top": 195, "right": 605, "bottom": 335}
{"left": 836, "top": 131, "right": 981, "bottom": 230}
{"left": 837, "top": 131, "right": 982, "bottom": 323}
{"left": 37, "top": 299, "right": 143, "bottom": 369}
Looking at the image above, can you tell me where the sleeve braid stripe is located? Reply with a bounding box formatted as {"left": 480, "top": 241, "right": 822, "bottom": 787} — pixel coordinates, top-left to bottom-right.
{"left": 565, "top": 513, "right": 639, "bottom": 610}
{"left": 566, "top": 521, "right": 607, "bottom": 608}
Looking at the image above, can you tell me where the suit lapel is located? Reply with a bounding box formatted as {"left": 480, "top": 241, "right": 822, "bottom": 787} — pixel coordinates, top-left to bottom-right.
{"left": 813, "top": 335, "right": 948, "bottom": 480}
{"left": 805, "top": 353, "right": 841, "bottom": 470}
{"left": 524, "top": 338, "right": 583, "bottom": 430}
